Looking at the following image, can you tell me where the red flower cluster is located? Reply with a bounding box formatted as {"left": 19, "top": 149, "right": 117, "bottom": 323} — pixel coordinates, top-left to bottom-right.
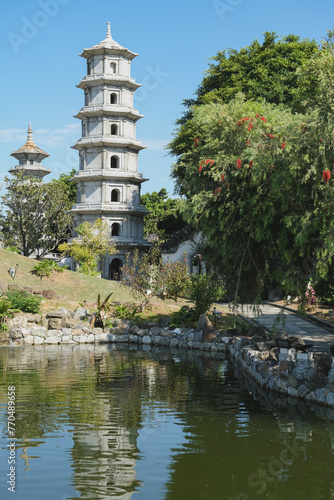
{"left": 281, "top": 142, "right": 286, "bottom": 149}
{"left": 194, "top": 137, "right": 200, "bottom": 147}
{"left": 199, "top": 164, "right": 203, "bottom": 173}
{"left": 205, "top": 159, "right": 210, "bottom": 165}
{"left": 221, "top": 174, "right": 225, "bottom": 182}
{"left": 249, "top": 161, "right": 253, "bottom": 168}
{"left": 247, "top": 140, "right": 250, "bottom": 146}
{"left": 237, "top": 117, "right": 250, "bottom": 126}
{"left": 260, "top": 117, "right": 267, "bottom": 123}
{"left": 248, "top": 123, "right": 254, "bottom": 132}
{"left": 323, "top": 170, "right": 331, "bottom": 183}
{"left": 237, "top": 158, "right": 242, "bottom": 169}
{"left": 214, "top": 187, "right": 221, "bottom": 194}
{"left": 255, "top": 113, "right": 260, "bottom": 118}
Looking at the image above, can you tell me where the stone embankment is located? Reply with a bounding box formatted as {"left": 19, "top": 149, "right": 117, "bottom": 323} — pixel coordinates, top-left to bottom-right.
{"left": 4, "top": 308, "right": 334, "bottom": 408}
{"left": 5, "top": 308, "right": 229, "bottom": 355}
{"left": 229, "top": 328, "right": 334, "bottom": 408}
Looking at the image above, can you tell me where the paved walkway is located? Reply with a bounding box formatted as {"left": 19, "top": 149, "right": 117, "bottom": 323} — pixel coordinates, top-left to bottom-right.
{"left": 223, "top": 303, "right": 334, "bottom": 353}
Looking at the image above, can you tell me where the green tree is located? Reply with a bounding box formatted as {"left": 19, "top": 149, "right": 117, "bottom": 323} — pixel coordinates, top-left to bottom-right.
{"left": 170, "top": 31, "right": 322, "bottom": 158}
{"left": 50, "top": 168, "right": 77, "bottom": 206}
{"left": 0, "top": 174, "right": 72, "bottom": 258}
{"left": 189, "top": 274, "right": 224, "bottom": 318}
{"left": 160, "top": 256, "right": 190, "bottom": 301}
{"left": 59, "top": 219, "right": 116, "bottom": 276}
{"left": 122, "top": 247, "right": 162, "bottom": 311}
{"left": 140, "top": 188, "right": 185, "bottom": 241}
{"left": 169, "top": 81, "right": 334, "bottom": 300}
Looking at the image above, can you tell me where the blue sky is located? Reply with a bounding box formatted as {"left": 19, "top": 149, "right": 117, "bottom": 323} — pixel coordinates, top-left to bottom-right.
{"left": 0, "top": 0, "right": 334, "bottom": 196}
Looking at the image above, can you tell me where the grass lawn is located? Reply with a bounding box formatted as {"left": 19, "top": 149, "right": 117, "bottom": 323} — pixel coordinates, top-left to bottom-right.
{"left": 0, "top": 248, "right": 245, "bottom": 330}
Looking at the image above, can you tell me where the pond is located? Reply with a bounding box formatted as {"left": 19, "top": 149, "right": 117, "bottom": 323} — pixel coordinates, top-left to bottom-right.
{"left": 1, "top": 344, "right": 334, "bottom": 500}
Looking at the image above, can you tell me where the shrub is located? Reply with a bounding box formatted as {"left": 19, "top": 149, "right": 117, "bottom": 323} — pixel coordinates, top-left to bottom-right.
{"left": 189, "top": 274, "right": 224, "bottom": 318}
{"left": 31, "top": 259, "right": 65, "bottom": 279}
{"left": 160, "top": 256, "right": 190, "bottom": 301}
{"left": 0, "top": 299, "right": 14, "bottom": 331}
{"left": 122, "top": 247, "right": 161, "bottom": 311}
{"left": 114, "top": 304, "right": 138, "bottom": 320}
{"left": 170, "top": 305, "right": 198, "bottom": 328}
{"left": 6, "top": 289, "right": 41, "bottom": 313}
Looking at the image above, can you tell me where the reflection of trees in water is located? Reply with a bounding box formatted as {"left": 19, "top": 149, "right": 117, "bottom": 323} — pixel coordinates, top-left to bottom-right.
{"left": 164, "top": 362, "right": 334, "bottom": 500}
{"left": 1, "top": 345, "right": 334, "bottom": 499}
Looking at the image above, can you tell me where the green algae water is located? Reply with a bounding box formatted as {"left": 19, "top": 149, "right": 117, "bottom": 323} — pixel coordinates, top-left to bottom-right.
{"left": 1, "top": 344, "right": 334, "bottom": 500}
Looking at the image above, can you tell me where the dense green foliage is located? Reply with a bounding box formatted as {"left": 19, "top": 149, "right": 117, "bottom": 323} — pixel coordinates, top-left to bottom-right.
{"left": 169, "top": 35, "right": 334, "bottom": 301}
{"left": 59, "top": 219, "right": 115, "bottom": 276}
{"left": 0, "top": 173, "right": 72, "bottom": 258}
{"left": 50, "top": 168, "right": 77, "bottom": 206}
{"left": 189, "top": 274, "right": 224, "bottom": 317}
{"left": 6, "top": 289, "right": 41, "bottom": 313}
{"left": 31, "top": 259, "right": 65, "bottom": 279}
{"left": 161, "top": 257, "right": 190, "bottom": 301}
{"left": 140, "top": 188, "right": 185, "bottom": 241}
{"left": 0, "top": 298, "right": 14, "bottom": 331}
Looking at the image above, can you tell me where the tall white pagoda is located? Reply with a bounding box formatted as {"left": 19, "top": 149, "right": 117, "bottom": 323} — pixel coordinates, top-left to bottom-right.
{"left": 70, "top": 23, "right": 150, "bottom": 280}
{"left": 10, "top": 124, "right": 51, "bottom": 180}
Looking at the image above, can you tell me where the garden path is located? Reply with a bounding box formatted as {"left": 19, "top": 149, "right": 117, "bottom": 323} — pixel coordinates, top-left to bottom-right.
{"left": 223, "top": 302, "right": 334, "bottom": 353}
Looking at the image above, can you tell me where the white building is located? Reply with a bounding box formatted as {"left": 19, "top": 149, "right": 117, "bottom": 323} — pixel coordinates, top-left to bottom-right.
{"left": 69, "top": 23, "right": 150, "bottom": 280}
{"left": 10, "top": 123, "right": 51, "bottom": 180}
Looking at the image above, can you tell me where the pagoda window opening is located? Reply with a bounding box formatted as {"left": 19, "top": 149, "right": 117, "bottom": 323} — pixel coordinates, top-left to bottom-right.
{"left": 110, "top": 93, "right": 117, "bottom": 104}
{"left": 110, "top": 124, "right": 118, "bottom": 135}
{"left": 87, "top": 59, "right": 91, "bottom": 75}
{"left": 110, "top": 156, "right": 119, "bottom": 169}
{"left": 111, "top": 189, "right": 120, "bottom": 202}
{"left": 111, "top": 223, "right": 120, "bottom": 236}
{"left": 110, "top": 62, "right": 116, "bottom": 73}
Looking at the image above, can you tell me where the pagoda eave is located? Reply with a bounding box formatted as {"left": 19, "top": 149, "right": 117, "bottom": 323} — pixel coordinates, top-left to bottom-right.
{"left": 69, "top": 203, "right": 148, "bottom": 216}
{"left": 80, "top": 46, "right": 138, "bottom": 61}
{"left": 72, "top": 138, "right": 146, "bottom": 152}
{"left": 77, "top": 76, "right": 141, "bottom": 91}
{"left": 71, "top": 171, "right": 148, "bottom": 184}
{"left": 74, "top": 106, "right": 144, "bottom": 121}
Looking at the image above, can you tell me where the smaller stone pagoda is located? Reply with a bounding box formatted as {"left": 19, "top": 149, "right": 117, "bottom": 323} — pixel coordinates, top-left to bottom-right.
{"left": 10, "top": 124, "right": 51, "bottom": 180}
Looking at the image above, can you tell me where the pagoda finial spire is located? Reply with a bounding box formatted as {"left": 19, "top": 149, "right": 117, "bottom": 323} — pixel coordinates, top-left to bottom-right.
{"left": 27, "top": 123, "right": 34, "bottom": 145}
{"left": 106, "top": 22, "right": 111, "bottom": 39}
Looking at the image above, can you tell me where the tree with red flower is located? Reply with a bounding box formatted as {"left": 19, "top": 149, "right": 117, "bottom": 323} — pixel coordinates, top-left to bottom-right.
{"left": 323, "top": 170, "right": 331, "bottom": 183}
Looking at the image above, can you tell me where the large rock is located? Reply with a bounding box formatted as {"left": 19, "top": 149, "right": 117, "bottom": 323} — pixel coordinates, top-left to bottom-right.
{"left": 48, "top": 317, "right": 66, "bottom": 330}
{"left": 24, "top": 336, "right": 34, "bottom": 345}
{"left": 95, "top": 333, "right": 116, "bottom": 343}
{"left": 47, "top": 329, "right": 62, "bottom": 337}
{"left": 73, "top": 307, "right": 87, "bottom": 320}
{"left": 9, "top": 327, "right": 24, "bottom": 340}
{"left": 42, "top": 289, "right": 56, "bottom": 300}
{"left": 117, "top": 322, "right": 131, "bottom": 335}
{"left": 47, "top": 310, "right": 65, "bottom": 319}
{"left": 30, "top": 327, "right": 48, "bottom": 338}
{"left": 313, "top": 353, "right": 332, "bottom": 376}
{"left": 197, "top": 314, "right": 217, "bottom": 343}
{"left": 7, "top": 316, "right": 28, "bottom": 329}
{"left": 25, "top": 313, "right": 43, "bottom": 324}
{"left": 44, "top": 336, "right": 61, "bottom": 344}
